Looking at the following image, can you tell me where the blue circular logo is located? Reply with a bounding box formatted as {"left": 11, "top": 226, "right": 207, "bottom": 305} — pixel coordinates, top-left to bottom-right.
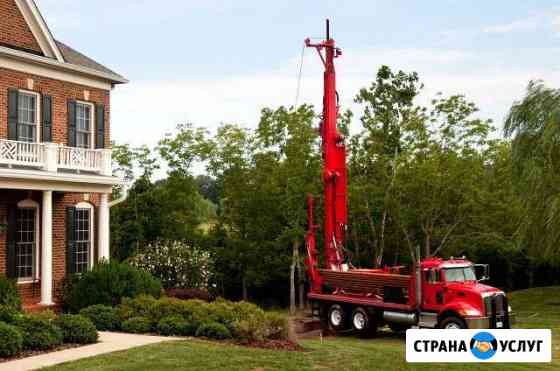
{"left": 470, "top": 332, "right": 498, "bottom": 360}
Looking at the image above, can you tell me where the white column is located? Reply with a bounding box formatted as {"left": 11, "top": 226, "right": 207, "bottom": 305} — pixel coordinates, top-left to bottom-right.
{"left": 98, "top": 193, "right": 110, "bottom": 261}
{"left": 41, "top": 191, "right": 53, "bottom": 306}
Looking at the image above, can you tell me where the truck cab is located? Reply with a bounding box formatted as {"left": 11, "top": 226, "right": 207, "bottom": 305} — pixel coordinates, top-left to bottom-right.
{"left": 420, "top": 257, "right": 513, "bottom": 329}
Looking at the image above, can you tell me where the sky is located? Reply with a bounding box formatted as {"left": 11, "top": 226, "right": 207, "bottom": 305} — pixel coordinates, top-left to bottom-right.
{"left": 37, "top": 0, "right": 560, "bottom": 150}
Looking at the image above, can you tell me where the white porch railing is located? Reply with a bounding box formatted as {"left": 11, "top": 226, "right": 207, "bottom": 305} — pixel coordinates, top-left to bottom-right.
{"left": 0, "top": 139, "right": 112, "bottom": 176}
{"left": 0, "top": 139, "right": 44, "bottom": 167}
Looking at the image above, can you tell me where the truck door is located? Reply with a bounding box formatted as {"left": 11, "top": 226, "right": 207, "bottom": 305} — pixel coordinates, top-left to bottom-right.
{"left": 422, "top": 268, "right": 445, "bottom": 311}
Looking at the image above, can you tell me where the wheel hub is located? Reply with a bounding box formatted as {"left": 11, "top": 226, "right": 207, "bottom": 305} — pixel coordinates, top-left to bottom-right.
{"left": 353, "top": 312, "right": 366, "bottom": 330}
{"left": 330, "top": 310, "right": 342, "bottom": 326}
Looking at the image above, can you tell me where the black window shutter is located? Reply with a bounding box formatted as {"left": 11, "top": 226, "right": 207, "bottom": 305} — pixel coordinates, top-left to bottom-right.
{"left": 6, "top": 206, "right": 17, "bottom": 279}
{"left": 95, "top": 104, "right": 105, "bottom": 149}
{"left": 66, "top": 207, "right": 77, "bottom": 275}
{"left": 67, "top": 100, "right": 77, "bottom": 147}
{"left": 42, "top": 95, "right": 52, "bottom": 142}
{"left": 7, "top": 89, "right": 18, "bottom": 141}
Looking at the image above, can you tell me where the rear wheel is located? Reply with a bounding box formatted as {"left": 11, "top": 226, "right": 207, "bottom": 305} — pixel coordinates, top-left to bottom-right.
{"left": 351, "top": 307, "right": 377, "bottom": 337}
{"left": 439, "top": 316, "right": 466, "bottom": 329}
{"left": 327, "top": 304, "right": 347, "bottom": 332}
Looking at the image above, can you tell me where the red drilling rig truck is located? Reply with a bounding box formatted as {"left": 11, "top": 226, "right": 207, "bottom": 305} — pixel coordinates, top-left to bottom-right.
{"left": 304, "top": 21, "right": 514, "bottom": 335}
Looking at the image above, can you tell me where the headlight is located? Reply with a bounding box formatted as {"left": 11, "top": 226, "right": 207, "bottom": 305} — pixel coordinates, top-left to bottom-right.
{"left": 508, "top": 306, "right": 512, "bottom": 313}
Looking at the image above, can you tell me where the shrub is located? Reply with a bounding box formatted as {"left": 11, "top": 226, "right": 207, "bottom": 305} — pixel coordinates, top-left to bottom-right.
{"left": 80, "top": 305, "right": 120, "bottom": 331}
{"left": 149, "top": 297, "right": 188, "bottom": 324}
{"left": 121, "top": 317, "right": 151, "bottom": 334}
{"left": 165, "top": 288, "right": 213, "bottom": 302}
{"left": 116, "top": 295, "right": 157, "bottom": 323}
{"left": 0, "top": 322, "right": 23, "bottom": 357}
{"left": 0, "top": 276, "right": 21, "bottom": 323}
{"left": 195, "top": 322, "right": 231, "bottom": 340}
{"left": 263, "top": 312, "right": 288, "bottom": 340}
{"left": 29, "top": 309, "right": 57, "bottom": 323}
{"left": 129, "top": 241, "right": 214, "bottom": 290}
{"left": 63, "top": 261, "right": 162, "bottom": 312}
{"left": 16, "top": 316, "right": 63, "bottom": 350}
{"left": 156, "top": 315, "right": 196, "bottom": 336}
{"left": 54, "top": 315, "right": 98, "bottom": 344}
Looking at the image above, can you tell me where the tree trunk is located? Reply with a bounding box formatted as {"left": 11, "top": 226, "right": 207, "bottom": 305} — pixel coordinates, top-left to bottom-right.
{"left": 242, "top": 276, "right": 248, "bottom": 301}
{"left": 290, "top": 240, "right": 298, "bottom": 315}
{"left": 295, "top": 245, "right": 305, "bottom": 311}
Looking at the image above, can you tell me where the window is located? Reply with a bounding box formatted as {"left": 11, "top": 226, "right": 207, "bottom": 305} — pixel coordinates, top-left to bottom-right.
{"left": 17, "top": 92, "right": 39, "bottom": 142}
{"left": 73, "top": 203, "right": 94, "bottom": 274}
{"left": 76, "top": 102, "right": 93, "bottom": 149}
{"left": 443, "top": 266, "right": 477, "bottom": 282}
{"left": 15, "top": 199, "right": 39, "bottom": 282}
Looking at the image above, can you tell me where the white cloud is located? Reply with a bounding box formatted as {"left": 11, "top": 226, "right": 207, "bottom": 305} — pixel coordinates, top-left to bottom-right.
{"left": 483, "top": 17, "right": 539, "bottom": 34}
{"left": 111, "top": 46, "right": 560, "bottom": 152}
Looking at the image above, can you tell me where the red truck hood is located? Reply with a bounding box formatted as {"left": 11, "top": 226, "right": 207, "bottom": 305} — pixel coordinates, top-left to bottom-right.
{"left": 446, "top": 281, "right": 502, "bottom": 295}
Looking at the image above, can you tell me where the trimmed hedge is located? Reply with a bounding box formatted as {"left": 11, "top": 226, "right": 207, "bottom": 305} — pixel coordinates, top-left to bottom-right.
{"left": 16, "top": 316, "right": 63, "bottom": 351}
{"left": 156, "top": 315, "right": 195, "bottom": 336}
{"left": 54, "top": 315, "right": 98, "bottom": 344}
{"left": 195, "top": 322, "right": 231, "bottom": 340}
{"left": 63, "top": 261, "right": 163, "bottom": 312}
{"left": 114, "top": 296, "right": 288, "bottom": 342}
{"left": 80, "top": 305, "right": 120, "bottom": 331}
{"left": 0, "top": 322, "right": 23, "bottom": 357}
{"left": 121, "top": 316, "right": 152, "bottom": 334}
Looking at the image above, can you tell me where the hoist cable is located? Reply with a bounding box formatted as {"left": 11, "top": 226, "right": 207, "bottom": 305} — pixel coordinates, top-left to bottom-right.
{"left": 294, "top": 43, "right": 306, "bottom": 109}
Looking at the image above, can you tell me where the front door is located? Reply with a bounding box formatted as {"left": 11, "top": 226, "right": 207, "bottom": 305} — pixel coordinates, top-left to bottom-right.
{"left": 422, "top": 268, "right": 445, "bottom": 311}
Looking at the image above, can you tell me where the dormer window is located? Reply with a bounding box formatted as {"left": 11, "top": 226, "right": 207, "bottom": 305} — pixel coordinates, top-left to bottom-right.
{"left": 17, "top": 91, "right": 40, "bottom": 142}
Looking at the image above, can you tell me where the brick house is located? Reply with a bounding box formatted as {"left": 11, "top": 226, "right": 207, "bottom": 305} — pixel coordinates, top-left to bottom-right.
{"left": 0, "top": 0, "right": 127, "bottom": 309}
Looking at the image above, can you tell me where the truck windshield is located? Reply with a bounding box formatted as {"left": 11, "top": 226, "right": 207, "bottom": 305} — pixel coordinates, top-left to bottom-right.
{"left": 444, "top": 266, "right": 477, "bottom": 282}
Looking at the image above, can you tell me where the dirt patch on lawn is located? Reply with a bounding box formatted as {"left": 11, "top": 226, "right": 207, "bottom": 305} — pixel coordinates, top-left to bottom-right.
{"left": 239, "top": 339, "right": 304, "bottom": 352}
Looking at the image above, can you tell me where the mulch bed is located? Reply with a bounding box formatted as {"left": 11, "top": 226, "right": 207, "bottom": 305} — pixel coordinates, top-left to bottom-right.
{"left": 0, "top": 343, "right": 86, "bottom": 363}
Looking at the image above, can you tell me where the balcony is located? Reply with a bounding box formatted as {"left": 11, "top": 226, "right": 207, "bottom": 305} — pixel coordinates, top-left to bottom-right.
{"left": 0, "top": 139, "right": 112, "bottom": 176}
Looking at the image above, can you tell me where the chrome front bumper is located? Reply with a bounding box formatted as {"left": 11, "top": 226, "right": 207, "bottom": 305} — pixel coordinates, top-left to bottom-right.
{"left": 465, "top": 313, "right": 516, "bottom": 329}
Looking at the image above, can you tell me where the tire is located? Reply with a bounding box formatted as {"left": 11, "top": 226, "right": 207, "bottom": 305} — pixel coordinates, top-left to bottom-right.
{"left": 351, "top": 307, "right": 377, "bottom": 337}
{"left": 327, "top": 304, "right": 347, "bottom": 332}
{"left": 439, "top": 316, "right": 467, "bottom": 329}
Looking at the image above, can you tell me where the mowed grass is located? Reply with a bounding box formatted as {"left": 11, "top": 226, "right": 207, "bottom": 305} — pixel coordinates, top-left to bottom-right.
{"left": 45, "top": 287, "right": 560, "bottom": 371}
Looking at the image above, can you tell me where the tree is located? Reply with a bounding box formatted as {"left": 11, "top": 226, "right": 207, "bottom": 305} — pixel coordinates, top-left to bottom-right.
{"left": 504, "top": 80, "right": 560, "bottom": 278}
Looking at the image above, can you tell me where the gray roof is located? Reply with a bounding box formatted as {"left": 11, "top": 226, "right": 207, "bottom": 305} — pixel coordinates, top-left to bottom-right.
{"left": 55, "top": 40, "right": 126, "bottom": 82}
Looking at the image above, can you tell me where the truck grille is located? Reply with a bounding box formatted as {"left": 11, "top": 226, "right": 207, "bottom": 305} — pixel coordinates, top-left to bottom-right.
{"left": 484, "top": 293, "right": 509, "bottom": 328}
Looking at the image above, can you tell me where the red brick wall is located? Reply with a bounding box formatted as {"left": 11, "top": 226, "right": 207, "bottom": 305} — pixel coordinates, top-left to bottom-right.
{"left": 0, "top": 68, "right": 111, "bottom": 147}
{"left": 0, "top": 191, "right": 101, "bottom": 305}
{"left": 0, "top": 0, "right": 43, "bottom": 54}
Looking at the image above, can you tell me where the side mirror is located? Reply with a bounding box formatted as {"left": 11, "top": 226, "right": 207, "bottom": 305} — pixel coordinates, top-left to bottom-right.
{"left": 474, "top": 264, "right": 490, "bottom": 282}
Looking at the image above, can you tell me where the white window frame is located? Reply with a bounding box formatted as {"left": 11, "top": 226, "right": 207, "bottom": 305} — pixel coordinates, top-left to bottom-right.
{"left": 75, "top": 101, "right": 95, "bottom": 149}
{"left": 17, "top": 90, "right": 41, "bottom": 143}
{"left": 16, "top": 199, "right": 40, "bottom": 283}
{"left": 75, "top": 202, "right": 95, "bottom": 271}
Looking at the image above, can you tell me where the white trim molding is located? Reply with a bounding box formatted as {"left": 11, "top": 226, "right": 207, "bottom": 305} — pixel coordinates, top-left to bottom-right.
{"left": 16, "top": 198, "right": 40, "bottom": 283}
{"left": 14, "top": 0, "right": 64, "bottom": 62}
{"left": 75, "top": 202, "right": 95, "bottom": 270}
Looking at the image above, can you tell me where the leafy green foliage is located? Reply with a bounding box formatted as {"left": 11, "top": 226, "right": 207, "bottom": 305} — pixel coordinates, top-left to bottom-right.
{"left": 121, "top": 317, "right": 152, "bottom": 334}
{"left": 195, "top": 322, "right": 232, "bottom": 340}
{"left": 0, "top": 276, "right": 21, "bottom": 323}
{"left": 54, "top": 315, "right": 98, "bottom": 344}
{"left": 15, "top": 316, "right": 63, "bottom": 351}
{"left": 79, "top": 305, "right": 121, "bottom": 331}
{"left": 63, "top": 261, "right": 162, "bottom": 312}
{"left": 0, "top": 322, "right": 23, "bottom": 357}
{"left": 505, "top": 80, "right": 560, "bottom": 267}
{"left": 156, "top": 315, "right": 195, "bottom": 336}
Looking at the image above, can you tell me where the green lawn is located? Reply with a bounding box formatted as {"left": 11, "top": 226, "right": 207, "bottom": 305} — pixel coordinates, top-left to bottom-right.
{"left": 45, "top": 287, "right": 560, "bottom": 371}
